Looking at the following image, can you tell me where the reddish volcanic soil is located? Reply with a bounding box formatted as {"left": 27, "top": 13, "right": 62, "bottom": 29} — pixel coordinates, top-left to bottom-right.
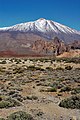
{"left": 0, "top": 51, "right": 48, "bottom": 57}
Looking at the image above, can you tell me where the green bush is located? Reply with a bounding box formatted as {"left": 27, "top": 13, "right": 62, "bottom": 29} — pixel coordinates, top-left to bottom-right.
{"left": 0, "top": 98, "right": 21, "bottom": 108}
{"left": 0, "top": 60, "right": 7, "bottom": 64}
{"left": 0, "top": 101, "right": 11, "bottom": 108}
{"left": 0, "top": 118, "right": 5, "bottom": 120}
{"left": 59, "top": 95, "right": 80, "bottom": 109}
{"left": 27, "top": 95, "right": 38, "bottom": 100}
{"left": 7, "top": 111, "right": 34, "bottom": 120}
{"left": 60, "top": 86, "right": 71, "bottom": 92}
{"left": 47, "top": 87, "right": 57, "bottom": 92}
{"left": 71, "top": 87, "right": 80, "bottom": 94}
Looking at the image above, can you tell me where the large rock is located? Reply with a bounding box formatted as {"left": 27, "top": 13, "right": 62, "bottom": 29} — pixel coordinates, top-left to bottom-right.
{"left": 32, "top": 37, "right": 69, "bottom": 56}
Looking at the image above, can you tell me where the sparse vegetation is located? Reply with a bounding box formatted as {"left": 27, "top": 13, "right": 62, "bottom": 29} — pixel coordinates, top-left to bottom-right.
{"left": 7, "top": 111, "right": 34, "bottom": 120}
{"left": 56, "top": 67, "right": 64, "bottom": 71}
{"left": 60, "top": 86, "right": 71, "bottom": 92}
{"left": 0, "top": 97, "right": 21, "bottom": 108}
{"left": 13, "top": 67, "right": 25, "bottom": 74}
{"left": 0, "top": 57, "right": 80, "bottom": 119}
{"left": 27, "top": 66, "right": 44, "bottom": 71}
{"left": 0, "top": 118, "right": 5, "bottom": 120}
{"left": 56, "top": 57, "right": 80, "bottom": 64}
{"left": 47, "top": 87, "right": 57, "bottom": 92}
{"left": 27, "top": 95, "right": 38, "bottom": 100}
{"left": 71, "top": 87, "right": 80, "bottom": 94}
{"left": 0, "top": 60, "right": 7, "bottom": 64}
{"left": 65, "top": 65, "right": 73, "bottom": 70}
{"left": 46, "top": 67, "right": 53, "bottom": 71}
{"left": 59, "top": 95, "right": 80, "bottom": 109}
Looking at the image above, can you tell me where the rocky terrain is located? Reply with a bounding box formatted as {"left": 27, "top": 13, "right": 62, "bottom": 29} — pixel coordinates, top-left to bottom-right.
{"left": 32, "top": 37, "right": 69, "bottom": 56}
{"left": 0, "top": 57, "right": 80, "bottom": 120}
{"left": 0, "top": 18, "right": 80, "bottom": 120}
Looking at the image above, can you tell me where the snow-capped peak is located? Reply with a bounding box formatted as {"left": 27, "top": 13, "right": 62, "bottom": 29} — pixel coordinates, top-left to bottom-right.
{"left": 0, "top": 18, "right": 80, "bottom": 42}
{"left": 0, "top": 18, "right": 79, "bottom": 33}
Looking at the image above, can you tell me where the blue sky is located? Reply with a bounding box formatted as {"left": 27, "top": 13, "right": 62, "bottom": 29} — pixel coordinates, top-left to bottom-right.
{"left": 0, "top": 0, "right": 80, "bottom": 30}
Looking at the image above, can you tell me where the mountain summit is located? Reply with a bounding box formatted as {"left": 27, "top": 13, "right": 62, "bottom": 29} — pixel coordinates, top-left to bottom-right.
{"left": 0, "top": 18, "right": 80, "bottom": 42}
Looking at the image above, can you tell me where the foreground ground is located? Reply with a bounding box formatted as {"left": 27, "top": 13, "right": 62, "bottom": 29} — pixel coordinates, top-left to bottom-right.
{"left": 0, "top": 57, "right": 80, "bottom": 120}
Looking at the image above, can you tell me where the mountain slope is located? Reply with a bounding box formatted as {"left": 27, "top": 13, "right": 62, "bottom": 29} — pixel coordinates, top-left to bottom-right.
{"left": 0, "top": 18, "right": 80, "bottom": 42}
{"left": 0, "top": 18, "right": 80, "bottom": 57}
